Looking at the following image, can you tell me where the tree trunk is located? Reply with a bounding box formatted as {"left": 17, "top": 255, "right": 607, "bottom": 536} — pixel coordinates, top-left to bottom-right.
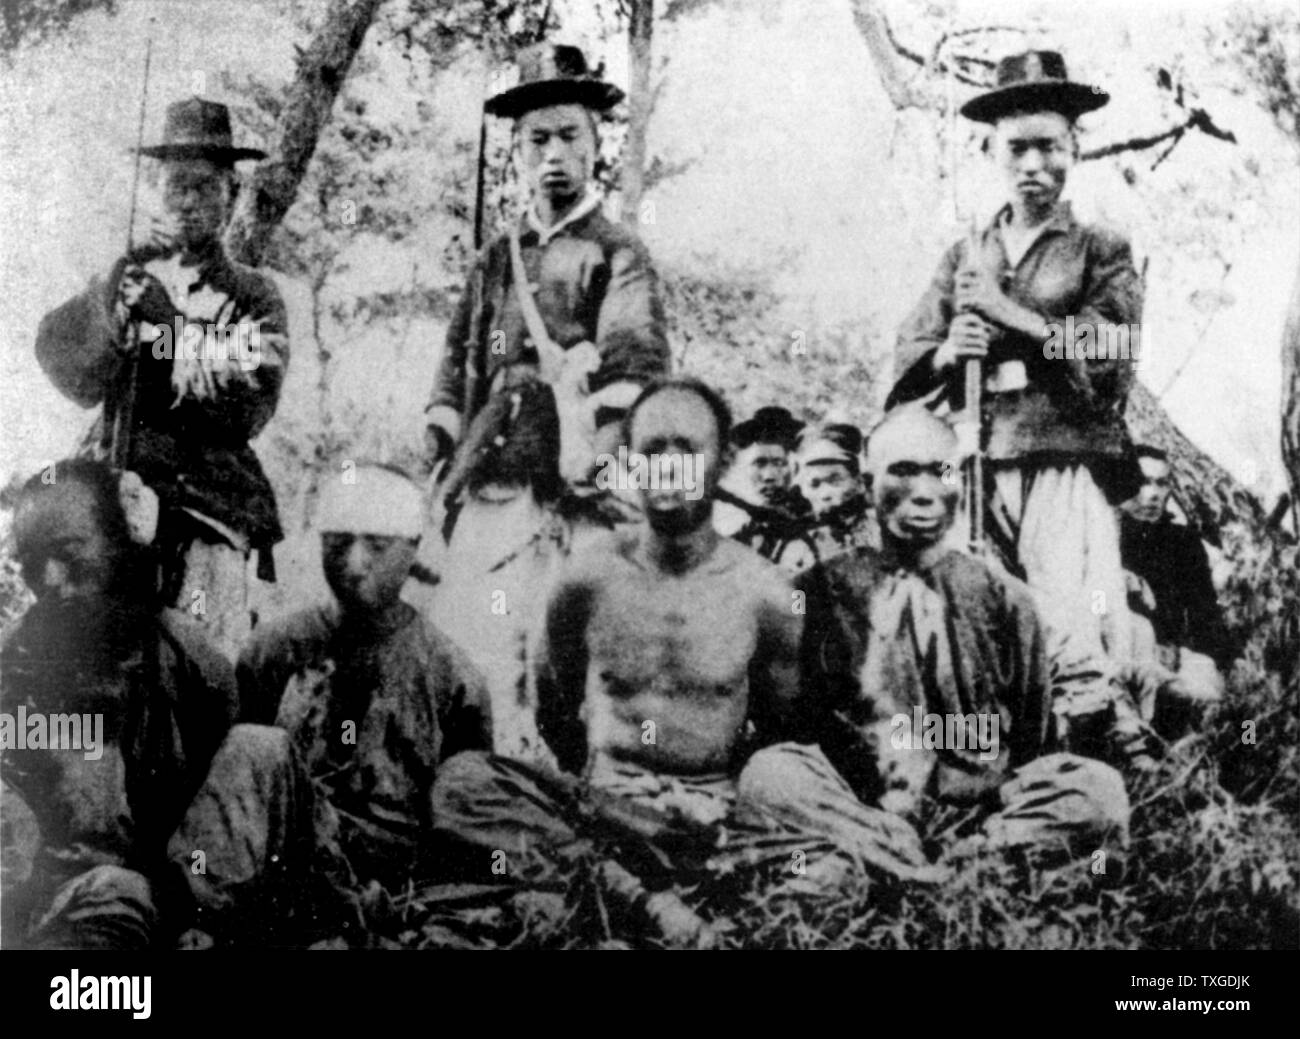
{"left": 1125, "top": 380, "right": 1264, "bottom": 543}
{"left": 846, "top": 0, "right": 929, "bottom": 109}
{"left": 1282, "top": 244, "right": 1300, "bottom": 527}
{"left": 225, "top": 0, "right": 386, "bottom": 267}
{"left": 622, "top": 0, "right": 654, "bottom": 227}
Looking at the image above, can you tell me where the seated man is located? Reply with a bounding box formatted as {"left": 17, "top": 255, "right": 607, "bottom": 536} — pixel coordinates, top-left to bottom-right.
{"left": 798, "top": 409, "right": 1130, "bottom": 861}
{"left": 716, "top": 405, "right": 818, "bottom": 575}
{"left": 1, "top": 459, "right": 235, "bottom": 949}
{"left": 172, "top": 464, "right": 492, "bottom": 945}
{"left": 432, "top": 379, "right": 936, "bottom": 947}
{"left": 796, "top": 421, "right": 878, "bottom": 562}
{"left": 1119, "top": 446, "right": 1229, "bottom": 733}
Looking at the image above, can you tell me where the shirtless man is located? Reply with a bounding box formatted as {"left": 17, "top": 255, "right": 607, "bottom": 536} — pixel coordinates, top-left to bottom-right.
{"left": 431, "top": 378, "right": 933, "bottom": 946}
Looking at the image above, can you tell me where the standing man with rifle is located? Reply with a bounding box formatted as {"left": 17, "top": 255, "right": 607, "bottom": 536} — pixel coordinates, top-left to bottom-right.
{"left": 890, "top": 52, "right": 1143, "bottom": 673}
{"left": 35, "top": 97, "right": 290, "bottom": 663}
{"left": 422, "top": 43, "right": 670, "bottom": 761}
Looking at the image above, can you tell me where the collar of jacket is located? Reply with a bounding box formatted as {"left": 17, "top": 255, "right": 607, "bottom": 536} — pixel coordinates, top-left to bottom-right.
{"left": 132, "top": 235, "right": 230, "bottom": 274}
{"left": 986, "top": 200, "right": 1077, "bottom": 247}
{"left": 871, "top": 541, "right": 959, "bottom": 579}
{"left": 522, "top": 188, "right": 603, "bottom": 246}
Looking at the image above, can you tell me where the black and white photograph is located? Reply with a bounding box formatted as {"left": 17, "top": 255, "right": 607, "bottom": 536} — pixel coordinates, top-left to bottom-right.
{"left": 0, "top": 0, "right": 1296, "bottom": 982}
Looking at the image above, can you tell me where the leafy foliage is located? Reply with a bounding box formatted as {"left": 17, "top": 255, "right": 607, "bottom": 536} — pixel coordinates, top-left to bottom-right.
{"left": 0, "top": 0, "right": 115, "bottom": 54}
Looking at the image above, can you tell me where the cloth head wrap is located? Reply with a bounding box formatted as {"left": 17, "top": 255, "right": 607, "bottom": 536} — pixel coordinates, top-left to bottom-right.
{"left": 317, "top": 465, "right": 423, "bottom": 537}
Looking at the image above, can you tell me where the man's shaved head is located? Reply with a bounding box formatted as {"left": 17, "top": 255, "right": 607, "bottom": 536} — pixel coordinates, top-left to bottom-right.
{"left": 14, "top": 458, "right": 136, "bottom": 604}
{"left": 627, "top": 376, "right": 732, "bottom": 448}
{"left": 626, "top": 378, "right": 730, "bottom": 536}
{"left": 865, "top": 408, "right": 958, "bottom": 481}
{"left": 866, "top": 408, "right": 961, "bottom": 551}
{"left": 10, "top": 459, "right": 153, "bottom": 671}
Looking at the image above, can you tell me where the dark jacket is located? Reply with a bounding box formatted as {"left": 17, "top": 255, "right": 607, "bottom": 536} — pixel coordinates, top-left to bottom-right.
{"left": 426, "top": 206, "right": 670, "bottom": 447}
{"left": 0, "top": 605, "right": 236, "bottom": 879}
{"left": 35, "top": 242, "right": 289, "bottom": 554}
{"left": 804, "top": 495, "right": 879, "bottom": 563}
{"left": 797, "top": 547, "right": 1052, "bottom": 807}
{"left": 891, "top": 203, "right": 1142, "bottom": 498}
{"left": 1121, "top": 514, "right": 1229, "bottom": 665}
{"left": 726, "top": 487, "right": 821, "bottom": 576}
{"left": 236, "top": 602, "right": 492, "bottom": 838}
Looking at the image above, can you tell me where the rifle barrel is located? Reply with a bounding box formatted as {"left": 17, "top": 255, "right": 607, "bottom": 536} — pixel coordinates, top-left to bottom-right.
{"left": 110, "top": 36, "right": 154, "bottom": 472}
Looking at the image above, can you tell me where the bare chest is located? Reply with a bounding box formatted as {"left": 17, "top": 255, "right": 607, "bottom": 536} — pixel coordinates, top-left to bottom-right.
{"left": 586, "top": 576, "right": 760, "bottom": 694}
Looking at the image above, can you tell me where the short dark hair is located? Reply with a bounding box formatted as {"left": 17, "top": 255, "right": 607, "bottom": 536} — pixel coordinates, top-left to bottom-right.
{"left": 982, "top": 110, "right": 1080, "bottom": 157}
{"left": 624, "top": 376, "right": 733, "bottom": 448}
{"left": 19, "top": 457, "right": 130, "bottom": 548}
{"left": 1135, "top": 444, "right": 1169, "bottom": 464}
{"left": 512, "top": 107, "right": 601, "bottom": 146}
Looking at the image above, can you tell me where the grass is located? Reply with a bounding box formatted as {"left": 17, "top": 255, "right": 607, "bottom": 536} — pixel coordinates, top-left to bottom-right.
{"left": 1, "top": 504, "right": 1295, "bottom": 949}
{"left": 382, "top": 524, "right": 1300, "bottom": 950}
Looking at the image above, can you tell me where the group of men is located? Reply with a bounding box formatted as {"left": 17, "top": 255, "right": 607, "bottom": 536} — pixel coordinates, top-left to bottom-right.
{"left": 1, "top": 43, "right": 1229, "bottom": 949}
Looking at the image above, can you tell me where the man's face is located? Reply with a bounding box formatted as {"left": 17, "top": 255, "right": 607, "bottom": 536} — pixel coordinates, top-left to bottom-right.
{"left": 519, "top": 104, "right": 596, "bottom": 206}
{"left": 994, "top": 110, "right": 1074, "bottom": 212}
{"left": 162, "top": 157, "right": 234, "bottom": 248}
{"left": 14, "top": 481, "right": 123, "bottom": 604}
{"left": 870, "top": 423, "right": 959, "bottom": 549}
{"left": 739, "top": 442, "right": 791, "bottom": 506}
{"left": 628, "top": 389, "right": 723, "bottom": 536}
{"left": 1125, "top": 456, "right": 1173, "bottom": 524}
{"left": 802, "top": 462, "right": 858, "bottom": 517}
{"left": 322, "top": 532, "right": 418, "bottom": 615}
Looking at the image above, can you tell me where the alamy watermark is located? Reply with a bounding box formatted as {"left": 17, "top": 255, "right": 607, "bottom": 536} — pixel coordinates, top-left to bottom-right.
{"left": 149, "top": 317, "right": 263, "bottom": 371}
{"left": 890, "top": 708, "right": 1000, "bottom": 761}
{"left": 1043, "top": 316, "right": 1143, "bottom": 362}
{"left": 50, "top": 971, "right": 151, "bottom": 1019}
{"left": 594, "top": 446, "right": 705, "bottom": 501}
{"left": 1, "top": 708, "right": 105, "bottom": 760}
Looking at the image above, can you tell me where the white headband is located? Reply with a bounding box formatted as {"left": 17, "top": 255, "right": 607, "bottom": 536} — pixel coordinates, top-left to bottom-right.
{"left": 316, "top": 467, "right": 423, "bottom": 538}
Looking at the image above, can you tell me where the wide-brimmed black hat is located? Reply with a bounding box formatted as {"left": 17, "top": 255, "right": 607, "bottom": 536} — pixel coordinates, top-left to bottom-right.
{"left": 138, "top": 97, "right": 266, "bottom": 163}
{"left": 732, "top": 406, "right": 805, "bottom": 451}
{"left": 485, "top": 43, "right": 624, "bottom": 120}
{"left": 960, "top": 50, "right": 1108, "bottom": 124}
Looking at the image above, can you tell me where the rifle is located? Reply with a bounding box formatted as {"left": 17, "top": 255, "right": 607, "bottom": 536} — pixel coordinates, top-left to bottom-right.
{"left": 472, "top": 102, "right": 488, "bottom": 253}
{"left": 961, "top": 294, "right": 985, "bottom": 556}
{"left": 423, "top": 85, "right": 489, "bottom": 547}
{"left": 109, "top": 36, "right": 154, "bottom": 472}
{"left": 944, "top": 43, "right": 985, "bottom": 557}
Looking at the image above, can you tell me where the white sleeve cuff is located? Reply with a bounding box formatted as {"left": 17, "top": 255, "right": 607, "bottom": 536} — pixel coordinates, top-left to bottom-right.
{"left": 587, "top": 380, "right": 643, "bottom": 414}
{"left": 425, "top": 405, "right": 461, "bottom": 442}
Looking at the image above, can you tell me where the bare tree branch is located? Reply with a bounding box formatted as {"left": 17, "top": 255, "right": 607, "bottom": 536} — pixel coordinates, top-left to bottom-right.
{"left": 1283, "top": 245, "right": 1300, "bottom": 527}
{"left": 225, "top": 0, "right": 385, "bottom": 267}
{"left": 643, "top": 154, "right": 697, "bottom": 191}
{"left": 1155, "top": 260, "right": 1234, "bottom": 400}
{"left": 847, "top": 0, "right": 930, "bottom": 108}
{"left": 1082, "top": 107, "right": 1237, "bottom": 162}
{"left": 621, "top": 0, "right": 654, "bottom": 226}
{"left": 929, "top": 29, "right": 1000, "bottom": 75}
